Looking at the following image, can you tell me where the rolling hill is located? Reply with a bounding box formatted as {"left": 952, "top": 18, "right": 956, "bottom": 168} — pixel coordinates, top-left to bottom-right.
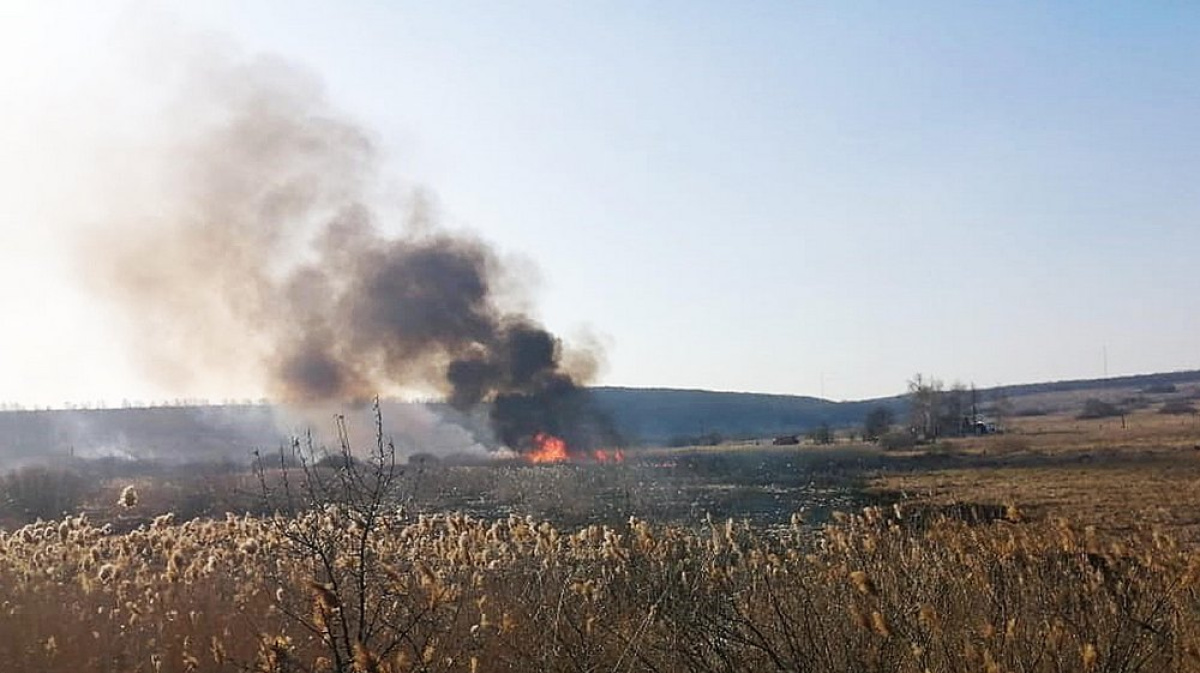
{"left": 0, "top": 369, "right": 1197, "bottom": 465}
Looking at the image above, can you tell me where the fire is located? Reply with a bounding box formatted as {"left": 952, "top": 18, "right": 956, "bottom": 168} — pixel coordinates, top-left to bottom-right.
{"left": 528, "top": 432, "right": 568, "bottom": 464}
{"left": 525, "top": 433, "right": 624, "bottom": 464}
{"left": 592, "top": 449, "right": 625, "bottom": 464}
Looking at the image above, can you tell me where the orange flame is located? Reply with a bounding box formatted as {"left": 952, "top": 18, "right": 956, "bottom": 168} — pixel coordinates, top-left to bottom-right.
{"left": 528, "top": 432, "right": 568, "bottom": 464}
{"left": 592, "top": 449, "right": 625, "bottom": 464}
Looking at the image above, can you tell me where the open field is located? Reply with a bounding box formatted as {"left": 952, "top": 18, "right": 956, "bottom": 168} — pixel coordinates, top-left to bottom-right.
{"left": 871, "top": 409, "right": 1200, "bottom": 544}
{"left": 1, "top": 444, "right": 880, "bottom": 534}
{"left": 4, "top": 395, "right": 1200, "bottom": 671}
{"left": 7, "top": 401, "right": 1200, "bottom": 541}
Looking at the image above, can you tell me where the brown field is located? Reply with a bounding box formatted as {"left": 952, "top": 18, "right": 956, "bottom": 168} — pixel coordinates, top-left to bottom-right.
{"left": 871, "top": 409, "right": 1200, "bottom": 544}
{"left": 5, "top": 398, "right": 1200, "bottom": 671}
{"left": 6, "top": 496, "right": 1200, "bottom": 672}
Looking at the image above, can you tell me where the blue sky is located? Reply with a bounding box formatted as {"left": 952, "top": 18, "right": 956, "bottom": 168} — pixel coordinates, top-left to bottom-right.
{"left": 1, "top": 2, "right": 1198, "bottom": 405}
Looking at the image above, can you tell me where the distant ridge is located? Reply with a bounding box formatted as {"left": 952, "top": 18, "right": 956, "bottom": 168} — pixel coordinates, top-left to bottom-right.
{"left": 587, "top": 386, "right": 903, "bottom": 445}
{"left": 591, "top": 385, "right": 831, "bottom": 401}
{"left": 595, "top": 368, "right": 1200, "bottom": 406}
{"left": 590, "top": 369, "right": 1200, "bottom": 444}
{"left": 0, "top": 369, "right": 1197, "bottom": 463}
{"left": 975, "top": 369, "right": 1200, "bottom": 399}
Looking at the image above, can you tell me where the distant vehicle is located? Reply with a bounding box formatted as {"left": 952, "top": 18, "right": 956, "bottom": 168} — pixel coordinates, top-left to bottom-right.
{"left": 972, "top": 416, "right": 1002, "bottom": 435}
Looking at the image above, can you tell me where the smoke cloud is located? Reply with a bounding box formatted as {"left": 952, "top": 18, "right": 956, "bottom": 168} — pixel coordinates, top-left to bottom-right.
{"left": 82, "top": 50, "right": 617, "bottom": 454}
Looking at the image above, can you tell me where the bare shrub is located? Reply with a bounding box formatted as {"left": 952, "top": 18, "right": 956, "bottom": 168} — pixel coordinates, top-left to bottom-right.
{"left": 879, "top": 431, "right": 917, "bottom": 451}
{"left": 1078, "top": 398, "right": 1122, "bottom": 419}
{"left": 253, "top": 400, "right": 425, "bottom": 672}
{"left": 1159, "top": 400, "right": 1197, "bottom": 415}
{"left": 862, "top": 406, "right": 895, "bottom": 441}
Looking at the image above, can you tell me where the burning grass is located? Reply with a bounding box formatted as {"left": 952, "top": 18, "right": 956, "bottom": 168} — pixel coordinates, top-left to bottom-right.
{"left": 526, "top": 432, "right": 569, "bottom": 464}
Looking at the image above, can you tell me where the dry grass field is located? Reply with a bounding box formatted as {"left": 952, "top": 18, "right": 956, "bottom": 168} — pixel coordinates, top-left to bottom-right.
{"left": 5, "top": 500, "right": 1200, "bottom": 672}
{"left": 872, "top": 408, "right": 1200, "bottom": 544}
{"left": 4, "top": 396, "right": 1200, "bottom": 671}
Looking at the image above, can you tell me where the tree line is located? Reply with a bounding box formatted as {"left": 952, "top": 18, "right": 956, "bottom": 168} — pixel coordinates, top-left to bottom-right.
{"left": 860, "top": 374, "right": 1012, "bottom": 448}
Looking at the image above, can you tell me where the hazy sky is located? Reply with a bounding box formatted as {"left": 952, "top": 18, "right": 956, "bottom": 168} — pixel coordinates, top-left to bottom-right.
{"left": 2, "top": 2, "right": 1199, "bottom": 407}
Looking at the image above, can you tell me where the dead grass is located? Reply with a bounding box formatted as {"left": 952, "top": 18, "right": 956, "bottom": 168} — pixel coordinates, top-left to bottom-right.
{"left": 872, "top": 409, "right": 1200, "bottom": 543}
{"left": 5, "top": 507, "right": 1200, "bottom": 672}
{"left": 4, "top": 406, "right": 1200, "bottom": 670}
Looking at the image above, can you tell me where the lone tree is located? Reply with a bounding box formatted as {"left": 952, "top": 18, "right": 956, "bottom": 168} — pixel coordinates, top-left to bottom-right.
{"left": 938, "top": 383, "right": 971, "bottom": 437}
{"left": 807, "top": 422, "right": 834, "bottom": 445}
{"left": 908, "top": 374, "right": 944, "bottom": 440}
{"left": 990, "top": 388, "right": 1014, "bottom": 430}
{"left": 862, "top": 405, "right": 896, "bottom": 442}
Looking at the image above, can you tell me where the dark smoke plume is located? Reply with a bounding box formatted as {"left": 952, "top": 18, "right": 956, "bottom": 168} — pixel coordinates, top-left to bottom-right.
{"left": 83, "top": 51, "right": 618, "bottom": 454}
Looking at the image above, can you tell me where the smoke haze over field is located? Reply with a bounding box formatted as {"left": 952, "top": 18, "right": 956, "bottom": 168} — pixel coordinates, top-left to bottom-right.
{"left": 81, "top": 48, "right": 612, "bottom": 452}
{"left": 6, "top": 5, "right": 1200, "bottom": 413}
